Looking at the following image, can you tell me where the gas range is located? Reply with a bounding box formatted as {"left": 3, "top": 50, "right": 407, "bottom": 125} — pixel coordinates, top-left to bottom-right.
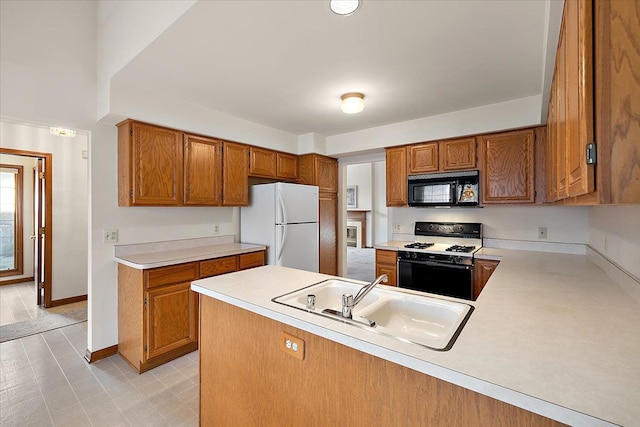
{"left": 399, "top": 222, "right": 482, "bottom": 265}
{"left": 398, "top": 222, "right": 483, "bottom": 299}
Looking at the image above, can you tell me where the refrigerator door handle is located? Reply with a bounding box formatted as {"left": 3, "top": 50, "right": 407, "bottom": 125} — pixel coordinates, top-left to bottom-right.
{"left": 277, "top": 187, "right": 287, "bottom": 225}
{"left": 277, "top": 225, "right": 287, "bottom": 262}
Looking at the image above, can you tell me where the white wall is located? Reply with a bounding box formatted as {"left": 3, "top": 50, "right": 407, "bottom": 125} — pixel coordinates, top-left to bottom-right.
{"left": 97, "top": 0, "right": 196, "bottom": 119}
{"left": 390, "top": 205, "right": 589, "bottom": 245}
{"left": 0, "top": 154, "right": 36, "bottom": 282}
{"left": 589, "top": 205, "right": 640, "bottom": 280}
{"left": 0, "top": 0, "right": 97, "bottom": 129}
{"left": 325, "top": 95, "right": 542, "bottom": 156}
{"left": 346, "top": 164, "right": 372, "bottom": 211}
{"left": 373, "top": 161, "right": 387, "bottom": 245}
{"left": 1, "top": 120, "right": 88, "bottom": 301}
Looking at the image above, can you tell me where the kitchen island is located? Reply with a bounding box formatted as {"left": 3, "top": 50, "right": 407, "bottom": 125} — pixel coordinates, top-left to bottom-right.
{"left": 191, "top": 249, "right": 640, "bottom": 426}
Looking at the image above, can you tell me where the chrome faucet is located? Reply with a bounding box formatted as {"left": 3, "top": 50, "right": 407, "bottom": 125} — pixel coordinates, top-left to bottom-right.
{"left": 341, "top": 274, "right": 388, "bottom": 319}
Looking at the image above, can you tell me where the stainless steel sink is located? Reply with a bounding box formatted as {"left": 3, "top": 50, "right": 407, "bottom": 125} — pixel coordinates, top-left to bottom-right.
{"left": 272, "top": 279, "right": 473, "bottom": 351}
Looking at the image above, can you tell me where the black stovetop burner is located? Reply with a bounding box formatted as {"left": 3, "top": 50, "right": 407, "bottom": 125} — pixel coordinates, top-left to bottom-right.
{"left": 446, "top": 245, "right": 476, "bottom": 253}
{"left": 404, "top": 242, "right": 435, "bottom": 249}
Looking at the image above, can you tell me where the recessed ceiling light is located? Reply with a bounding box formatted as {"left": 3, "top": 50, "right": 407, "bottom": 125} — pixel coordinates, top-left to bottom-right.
{"left": 330, "top": 0, "right": 360, "bottom": 16}
{"left": 49, "top": 127, "right": 76, "bottom": 137}
{"left": 341, "top": 92, "right": 365, "bottom": 114}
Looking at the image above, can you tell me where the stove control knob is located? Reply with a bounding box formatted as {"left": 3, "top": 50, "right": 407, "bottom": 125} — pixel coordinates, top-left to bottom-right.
{"left": 404, "top": 252, "right": 411, "bottom": 259}
{"left": 453, "top": 256, "right": 463, "bottom": 264}
{"left": 412, "top": 252, "right": 418, "bottom": 259}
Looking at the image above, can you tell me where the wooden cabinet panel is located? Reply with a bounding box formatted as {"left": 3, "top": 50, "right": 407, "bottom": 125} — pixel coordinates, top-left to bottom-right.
{"left": 118, "top": 121, "right": 183, "bottom": 206}
{"left": 473, "top": 259, "right": 499, "bottom": 300}
{"left": 222, "top": 142, "right": 249, "bottom": 206}
{"left": 200, "top": 298, "right": 563, "bottom": 426}
{"left": 183, "top": 134, "right": 222, "bottom": 206}
{"left": 239, "top": 251, "right": 264, "bottom": 270}
{"left": 200, "top": 256, "right": 238, "bottom": 278}
{"left": 249, "top": 147, "right": 277, "bottom": 178}
{"left": 440, "top": 137, "right": 476, "bottom": 171}
{"left": 145, "top": 262, "right": 198, "bottom": 289}
{"left": 146, "top": 282, "right": 198, "bottom": 360}
{"left": 316, "top": 156, "right": 338, "bottom": 193}
{"left": 408, "top": 142, "right": 439, "bottom": 174}
{"left": 276, "top": 152, "right": 298, "bottom": 180}
{"left": 479, "top": 129, "right": 535, "bottom": 204}
{"left": 375, "top": 249, "right": 397, "bottom": 287}
{"left": 319, "top": 193, "right": 337, "bottom": 276}
{"left": 385, "top": 147, "right": 408, "bottom": 207}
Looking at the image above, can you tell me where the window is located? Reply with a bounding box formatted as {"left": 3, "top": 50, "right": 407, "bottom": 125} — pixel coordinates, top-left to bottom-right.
{"left": 0, "top": 165, "right": 23, "bottom": 276}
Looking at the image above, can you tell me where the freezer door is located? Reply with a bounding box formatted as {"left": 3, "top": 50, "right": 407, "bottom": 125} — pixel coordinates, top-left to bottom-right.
{"left": 275, "top": 223, "right": 319, "bottom": 272}
{"left": 276, "top": 183, "right": 319, "bottom": 224}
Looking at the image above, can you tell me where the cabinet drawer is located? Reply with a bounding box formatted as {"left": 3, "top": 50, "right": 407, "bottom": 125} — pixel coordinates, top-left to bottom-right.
{"left": 200, "top": 256, "right": 238, "bottom": 278}
{"left": 238, "top": 251, "right": 264, "bottom": 270}
{"left": 145, "top": 262, "right": 198, "bottom": 289}
{"left": 376, "top": 249, "right": 397, "bottom": 266}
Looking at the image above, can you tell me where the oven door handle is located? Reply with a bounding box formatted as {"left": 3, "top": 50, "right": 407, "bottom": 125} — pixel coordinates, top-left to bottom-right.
{"left": 399, "top": 259, "right": 472, "bottom": 270}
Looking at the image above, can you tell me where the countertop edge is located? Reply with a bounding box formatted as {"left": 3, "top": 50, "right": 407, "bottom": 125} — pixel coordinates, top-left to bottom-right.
{"left": 114, "top": 244, "right": 266, "bottom": 270}
{"left": 190, "top": 281, "right": 613, "bottom": 427}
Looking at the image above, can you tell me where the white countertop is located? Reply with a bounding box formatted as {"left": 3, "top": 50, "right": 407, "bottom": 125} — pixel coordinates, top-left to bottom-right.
{"left": 113, "top": 236, "right": 266, "bottom": 269}
{"left": 191, "top": 249, "right": 640, "bottom": 426}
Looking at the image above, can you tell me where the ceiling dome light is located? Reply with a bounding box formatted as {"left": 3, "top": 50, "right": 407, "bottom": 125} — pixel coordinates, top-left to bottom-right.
{"left": 49, "top": 127, "right": 76, "bottom": 137}
{"left": 341, "top": 92, "right": 365, "bottom": 114}
{"left": 330, "top": 0, "right": 360, "bottom": 16}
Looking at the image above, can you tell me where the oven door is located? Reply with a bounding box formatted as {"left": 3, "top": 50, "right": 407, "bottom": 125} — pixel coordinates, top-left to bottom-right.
{"left": 398, "top": 258, "right": 473, "bottom": 300}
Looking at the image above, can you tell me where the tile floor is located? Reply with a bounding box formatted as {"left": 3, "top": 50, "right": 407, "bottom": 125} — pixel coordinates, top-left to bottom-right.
{"left": 0, "top": 322, "right": 199, "bottom": 426}
{"left": 0, "top": 282, "right": 41, "bottom": 326}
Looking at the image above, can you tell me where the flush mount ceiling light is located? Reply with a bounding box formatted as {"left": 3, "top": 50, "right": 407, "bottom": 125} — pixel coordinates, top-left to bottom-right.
{"left": 330, "top": 0, "right": 360, "bottom": 16}
{"left": 341, "top": 92, "right": 365, "bottom": 114}
{"left": 49, "top": 127, "right": 76, "bottom": 137}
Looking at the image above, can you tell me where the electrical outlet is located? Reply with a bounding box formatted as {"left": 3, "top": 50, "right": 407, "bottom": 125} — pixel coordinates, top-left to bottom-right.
{"left": 280, "top": 331, "right": 305, "bottom": 360}
{"left": 213, "top": 224, "right": 220, "bottom": 235}
{"left": 538, "top": 227, "right": 547, "bottom": 239}
{"left": 103, "top": 229, "right": 118, "bottom": 243}
{"left": 393, "top": 224, "right": 401, "bottom": 232}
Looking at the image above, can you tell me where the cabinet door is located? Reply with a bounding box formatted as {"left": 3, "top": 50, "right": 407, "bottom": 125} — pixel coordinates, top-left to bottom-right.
{"left": 319, "top": 193, "right": 337, "bottom": 275}
{"left": 473, "top": 259, "right": 499, "bottom": 300}
{"left": 440, "top": 137, "right": 476, "bottom": 171}
{"left": 276, "top": 152, "right": 298, "bottom": 180}
{"left": 249, "top": 147, "right": 277, "bottom": 178}
{"left": 222, "top": 142, "right": 249, "bottom": 206}
{"left": 375, "top": 249, "right": 397, "bottom": 286}
{"left": 315, "top": 156, "right": 338, "bottom": 193}
{"left": 479, "top": 129, "right": 535, "bottom": 204}
{"left": 408, "top": 143, "right": 439, "bottom": 174}
{"left": 385, "top": 147, "right": 408, "bottom": 207}
{"left": 183, "top": 134, "right": 222, "bottom": 206}
{"left": 131, "top": 122, "right": 183, "bottom": 206}
{"left": 145, "top": 282, "right": 198, "bottom": 361}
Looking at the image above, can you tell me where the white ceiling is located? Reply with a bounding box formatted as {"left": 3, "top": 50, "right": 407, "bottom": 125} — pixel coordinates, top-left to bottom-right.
{"left": 113, "top": 0, "right": 554, "bottom": 137}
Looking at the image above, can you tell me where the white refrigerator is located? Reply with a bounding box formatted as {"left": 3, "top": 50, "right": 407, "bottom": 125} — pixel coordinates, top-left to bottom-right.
{"left": 241, "top": 183, "right": 319, "bottom": 272}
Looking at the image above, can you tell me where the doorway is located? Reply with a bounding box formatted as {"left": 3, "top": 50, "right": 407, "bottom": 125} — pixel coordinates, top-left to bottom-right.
{"left": 0, "top": 149, "right": 52, "bottom": 308}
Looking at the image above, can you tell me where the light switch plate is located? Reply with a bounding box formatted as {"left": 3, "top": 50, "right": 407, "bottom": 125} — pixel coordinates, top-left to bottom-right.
{"left": 280, "top": 331, "right": 305, "bottom": 360}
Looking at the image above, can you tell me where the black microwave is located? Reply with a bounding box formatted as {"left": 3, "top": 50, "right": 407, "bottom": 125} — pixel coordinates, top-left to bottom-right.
{"left": 408, "top": 170, "right": 480, "bottom": 207}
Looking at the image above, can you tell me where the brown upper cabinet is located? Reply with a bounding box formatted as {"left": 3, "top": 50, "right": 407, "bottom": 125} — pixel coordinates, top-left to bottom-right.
{"left": 118, "top": 120, "right": 184, "bottom": 206}
{"left": 440, "top": 137, "right": 477, "bottom": 171}
{"left": 546, "top": 0, "right": 594, "bottom": 203}
{"left": 479, "top": 128, "right": 535, "bottom": 204}
{"left": 385, "top": 146, "right": 408, "bottom": 207}
{"left": 183, "top": 134, "right": 223, "bottom": 206}
{"left": 222, "top": 141, "right": 249, "bottom": 206}
{"left": 248, "top": 147, "right": 298, "bottom": 180}
{"left": 298, "top": 154, "right": 338, "bottom": 193}
{"left": 407, "top": 137, "right": 476, "bottom": 175}
{"left": 547, "top": 0, "right": 640, "bottom": 204}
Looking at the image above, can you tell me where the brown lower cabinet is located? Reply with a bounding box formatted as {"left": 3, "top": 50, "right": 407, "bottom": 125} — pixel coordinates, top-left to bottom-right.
{"left": 474, "top": 258, "right": 499, "bottom": 300}
{"left": 200, "top": 297, "right": 563, "bottom": 426}
{"left": 117, "top": 250, "right": 264, "bottom": 373}
{"left": 375, "top": 249, "right": 397, "bottom": 286}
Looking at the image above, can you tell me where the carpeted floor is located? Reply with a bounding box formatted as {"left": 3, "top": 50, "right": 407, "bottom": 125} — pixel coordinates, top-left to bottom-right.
{"left": 346, "top": 246, "right": 375, "bottom": 282}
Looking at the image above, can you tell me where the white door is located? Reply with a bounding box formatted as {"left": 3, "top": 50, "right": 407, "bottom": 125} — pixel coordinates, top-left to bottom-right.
{"left": 275, "top": 223, "right": 319, "bottom": 272}
{"left": 276, "top": 183, "right": 318, "bottom": 224}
